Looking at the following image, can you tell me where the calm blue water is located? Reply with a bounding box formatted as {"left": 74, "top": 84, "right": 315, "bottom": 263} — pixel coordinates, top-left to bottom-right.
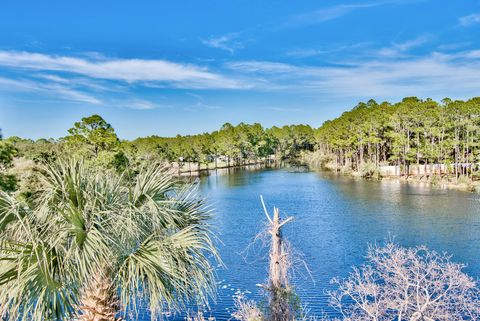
{"left": 154, "top": 166, "right": 480, "bottom": 320}
{"left": 199, "top": 166, "right": 480, "bottom": 319}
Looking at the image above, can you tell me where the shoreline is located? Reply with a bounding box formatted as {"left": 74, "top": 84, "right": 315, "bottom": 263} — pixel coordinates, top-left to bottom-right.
{"left": 170, "top": 158, "right": 283, "bottom": 177}
{"left": 306, "top": 164, "right": 480, "bottom": 193}
{"left": 380, "top": 175, "right": 479, "bottom": 192}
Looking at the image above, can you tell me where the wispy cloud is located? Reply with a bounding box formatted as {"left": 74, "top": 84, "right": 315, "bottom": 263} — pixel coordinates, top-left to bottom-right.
{"left": 226, "top": 50, "right": 480, "bottom": 99}
{"left": 0, "top": 76, "right": 102, "bottom": 104}
{"left": 284, "top": 0, "right": 421, "bottom": 28}
{"left": 184, "top": 102, "right": 223, "bottom": 112}
{"left": 201, "top": 33, "right": 244, "bottom": 54}
{"left": 2, "top": 45, "right": 479, "bottom": 111}
{"left": 287, "top": 3, "right": 380, "bottom": 27}
{"left": 123, "top": 99, "right": 167, "bottom": 110}
{"left": 265, "top": 106, "right": 303, "bottom": 112}
{"left": 0, "top": 50, "right": 252, "bottom": 108}
{"left": 459, "top": 13, "right": 480, "bottom": 27}
{"left": 184, "top": 92, "right": 223, "bottom": 111}
{"left": 0, "top": 51, "right": 244, "bottom": 89}
{"left": 286, "top": 48, "right": 331, "bottom": 58}
{"left": 286, "top": 42, "right": 371, "bottom": 58}
{"left": 377, "top": 35, "right": 431, "bottom": 57}
{"left": 437, "top": 42, "right": 471, "bottom": 51}
{"left": 227, "top": 61, "right": 295, "bottom": 73}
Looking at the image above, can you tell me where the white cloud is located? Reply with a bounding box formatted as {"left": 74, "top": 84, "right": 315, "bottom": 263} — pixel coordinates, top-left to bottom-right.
{"left": 286, "top": 43, "right": 371, "bottom": 58}
{"left": 124, "top": 99, "right": 164, "bottom": 110}
{"left": 459, "top": 13, "right": 480, "bottom": 27}
{"left": 288, "top": 3, "right": 380, "bottom": 26}
{"left": 286, "top": 48, "right": 330, "bottom": 58}
{"left": 437, "top": 42, "right": 471, "bottom": 51}
{"left": 377, "top": 35, "right": 431, "bottom": 57}
{"left": 391, "top": 36, "right": 429, "bottom": 51}
{"left": 226, "top": 50, "right": 480, "bottom": 100}
{"left": 284, "top": 0, "right": 423, "bottom": 27}
{"left": 0, "top": 76, "right": 101, "bottom": 104}
{"left": 0, "top": 51, "right": 244, "bottom": 89}
{"left": 183, "top": 102, "right": 223, "bottom": 112}
{"left": 201, "top": 33, "right": 243, "bottom": 54}
{"left": 266, "top": 107, "right": 303, "bottom": 112}
{"left": 227, "top": 61, "right": 296, "bottom": 74}
{"left": 2, "top": 46, "right": 480, "bottom": 110}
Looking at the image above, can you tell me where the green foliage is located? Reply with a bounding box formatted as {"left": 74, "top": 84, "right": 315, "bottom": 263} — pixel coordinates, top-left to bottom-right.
{"left": 6, "top": 136, "right": 61, "bottom": 164}
{"left": 112, "top": 151, "right": 129, "bottom": 173}
{"left": 0, "top": 173, "right": 16, "bottom": 192}
{"left": 127, "top": 122, "right": 313, "bottom": 167}
{"left": 9, "top": 115, "right": 318, "bottom": 176}
{"left": 300, "top": 150, "right": 332, "bottom": 169}
{"left": 0, "top": 140, "right": 17, "bottom": 191}
{"left": 268, "top": 125, "right": 314, "bottom": 159}
{"left": 259, "top": 287, "right": 303, "bottom": 321}
{"left": 0, "top": 140, "right": 16, "bottom": 169}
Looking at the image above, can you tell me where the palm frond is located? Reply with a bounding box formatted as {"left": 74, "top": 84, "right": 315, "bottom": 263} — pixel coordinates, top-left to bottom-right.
{"left": 117, "top": 227, "right": 216, "bottom": 319}
{"left": 0, "top": 159, "right": 219, "bottom": 321}
{"left": 0, "top": 239, "right": 77, "bottom": 321}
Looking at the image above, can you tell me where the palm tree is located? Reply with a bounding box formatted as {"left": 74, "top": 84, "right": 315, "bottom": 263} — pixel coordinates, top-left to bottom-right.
{"left": 0, "top": 159, "right": 218, "bottom": 321}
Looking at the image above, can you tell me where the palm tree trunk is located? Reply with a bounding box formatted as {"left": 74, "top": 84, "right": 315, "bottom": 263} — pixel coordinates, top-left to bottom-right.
{"left": 76, "top": 272, "right": 121, "bottom": 321}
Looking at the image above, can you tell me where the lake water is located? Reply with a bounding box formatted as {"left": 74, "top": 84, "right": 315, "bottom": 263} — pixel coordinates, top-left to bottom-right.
{"left": 159, "top": 166, "right": 480, "bottom": 320}
{"left": 198, "top": 166, "right": 480, "bottom": 319}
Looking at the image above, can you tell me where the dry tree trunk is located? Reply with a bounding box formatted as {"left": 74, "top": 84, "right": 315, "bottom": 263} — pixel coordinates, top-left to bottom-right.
{"left": 261, "top": 196, "right": 293, "bottom": 321}
{"left": 76, "top": 270, "right": 122, "bottom": 321}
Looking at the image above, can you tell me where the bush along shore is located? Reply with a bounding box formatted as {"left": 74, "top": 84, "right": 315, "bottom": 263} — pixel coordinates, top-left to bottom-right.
{"left": 303, "top": 140, "right": 480, "bottom": 192}
{"left": 302, "top": 149, "right": 480, "bottom": 192}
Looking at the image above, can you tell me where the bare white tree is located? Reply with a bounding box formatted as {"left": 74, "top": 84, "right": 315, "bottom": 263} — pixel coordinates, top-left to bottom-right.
{"left": 327, "top": 242, "right": 480, "bottom": 321}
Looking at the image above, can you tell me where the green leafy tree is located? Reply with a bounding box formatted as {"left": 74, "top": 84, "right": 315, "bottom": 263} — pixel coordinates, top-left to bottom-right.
{"left": 66, "top": 115, "right": 119, "bottom": 156}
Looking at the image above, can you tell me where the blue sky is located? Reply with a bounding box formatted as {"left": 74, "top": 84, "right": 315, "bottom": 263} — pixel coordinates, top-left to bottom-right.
{"left": 1, "top": 0, "right": 480, "bottom": 139}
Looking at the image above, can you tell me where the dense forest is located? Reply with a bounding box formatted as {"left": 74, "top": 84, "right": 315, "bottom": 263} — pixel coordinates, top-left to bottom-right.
{"left": 4, "top": 116, "right": 315, "bottom": 170}
{"left": 314, "top": 97, "right": 480, "bottom": 179}
{"left": 3, "top": 96, "right": 480, "bottom": 194}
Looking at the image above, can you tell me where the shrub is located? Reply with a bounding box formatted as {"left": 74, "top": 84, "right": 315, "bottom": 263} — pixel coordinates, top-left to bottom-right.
{"left": 358, "top": 162, "right": 381, "bottom": 179}
{"left": 301, "top": 151, "right": 332, "bottom": 169}
{"left": 327, "top": 242, "right": 480, "bottom": 320}
{"left": 232, "top": 294, "right": 264, "bottom": 321}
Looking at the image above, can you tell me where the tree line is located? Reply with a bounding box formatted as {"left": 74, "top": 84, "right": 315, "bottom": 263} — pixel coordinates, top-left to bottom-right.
{"left": 314, "top": 97, "right": 480, "bottom": 179}
{"left": 3, "top": 115, "right": 316, "bottom": 175}
{"left": 4, "top": 96, "right": 480, "bottom": 190}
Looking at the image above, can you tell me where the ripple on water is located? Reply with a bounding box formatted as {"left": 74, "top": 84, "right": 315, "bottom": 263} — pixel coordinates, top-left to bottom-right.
{"left": 136, "top": 168, "right": 480, "bottom": 321}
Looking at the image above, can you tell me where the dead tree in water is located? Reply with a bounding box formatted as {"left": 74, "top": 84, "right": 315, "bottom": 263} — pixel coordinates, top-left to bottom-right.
{"left": 261, "top": 196, "right": 294, "bottom": 321}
